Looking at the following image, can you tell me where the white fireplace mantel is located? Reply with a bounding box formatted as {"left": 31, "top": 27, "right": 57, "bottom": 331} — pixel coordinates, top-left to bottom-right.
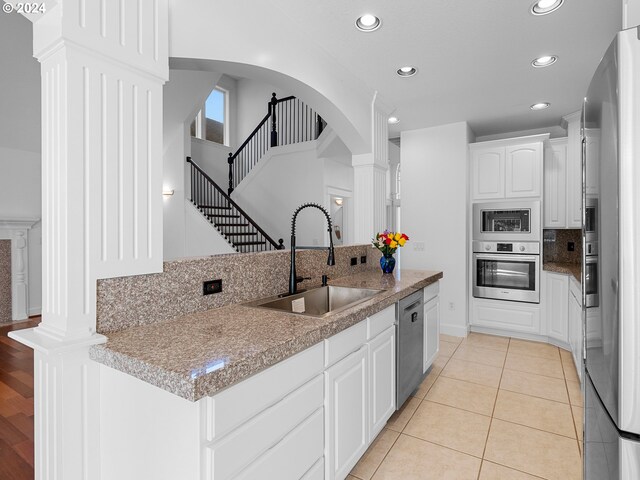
{"left": 0, "top": 218, "right": 39, "bottom": 321}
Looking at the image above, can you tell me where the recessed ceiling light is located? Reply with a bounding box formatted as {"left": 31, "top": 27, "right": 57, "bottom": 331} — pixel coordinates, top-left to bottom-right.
{"left": 397, "top": 66, "right": 417, "bottom": 77}
{"left": 388, "top": 116, "right": 400, "bottom": 124}
{"left": 355, "top": 14, "right": 381, "bottom": 32}
{"left": 530, "top": 102, "right": 551, "bottom": 110}
{"left": 530, "top": 0, "right": 564, "bottom": 15}
{"left": 532, "top": 55, "right": 558, "bottom": 67}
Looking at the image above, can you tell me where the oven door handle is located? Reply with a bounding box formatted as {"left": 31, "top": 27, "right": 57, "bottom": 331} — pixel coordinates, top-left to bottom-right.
{"left": 474, "top": 253, "right": 539, "bottom": 263}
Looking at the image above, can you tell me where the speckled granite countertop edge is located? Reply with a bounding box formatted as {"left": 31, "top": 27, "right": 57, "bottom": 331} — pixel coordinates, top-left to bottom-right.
{"left": 543, "top": 262, "right": 581, "bottom": 283}
{"left": 89, "top": 270, "right": 442, "bottom": 401}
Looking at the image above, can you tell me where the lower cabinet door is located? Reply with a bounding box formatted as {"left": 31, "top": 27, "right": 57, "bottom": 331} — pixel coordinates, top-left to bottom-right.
{"left": 546, "top": 273, "right": 569, "bottom": 344}
{"left": 368, "top": 326, "right": 395, "bottom": 442}
{"left": 568, "top": 292, "right": 583, "bottom": 381}
{"left": 325, "top": 345, "right": 369, "bottom": 480}
{"left": 424, "top": 296, "right": 440, "bottom": 373}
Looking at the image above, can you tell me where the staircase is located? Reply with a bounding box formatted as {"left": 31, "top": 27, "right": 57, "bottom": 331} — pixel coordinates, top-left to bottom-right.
{"left": 226, "top": 93, "right": 326, "bottom": 194}
{"left": 187, "top": 157, "right": 284, "bottom": 253}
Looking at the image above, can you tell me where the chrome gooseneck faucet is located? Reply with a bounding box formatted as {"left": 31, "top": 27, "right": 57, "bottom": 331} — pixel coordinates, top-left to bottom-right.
{"left": 289, "top": 203, "right": 335, "bottom": 295}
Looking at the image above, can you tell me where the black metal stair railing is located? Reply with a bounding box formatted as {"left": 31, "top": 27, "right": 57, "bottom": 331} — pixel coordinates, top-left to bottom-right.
{"left": 187, "top": 157, "right": 284, "bottom": 253}
{"left": 226, "top": 93, "right": 326, "bottom": 194}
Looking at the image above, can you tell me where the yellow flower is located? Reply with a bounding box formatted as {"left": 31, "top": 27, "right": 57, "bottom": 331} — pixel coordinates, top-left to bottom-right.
{"left": 390, "top": 240, "right": 398, "bottom": 249}
{"left": 398, "top": 238, "right": 406, "bottom": 247}
{"left": 394, "top": 232, "right": 401, "bottom": 241}
{"left": 387, "top": 233, "right": 394, "bottom": 239}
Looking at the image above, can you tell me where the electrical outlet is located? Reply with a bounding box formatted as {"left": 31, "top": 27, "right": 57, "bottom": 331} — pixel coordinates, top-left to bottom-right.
{"left": 360, "top": 256, "right": 367, "bottom": 264}
{"left": 203, "top": 279, "right": 222, "bottom": 295}
{"left": 568, "top": 242, "right": 575, "bottom": 252}
{"left": 350, "top": 257, "right": 358, "bottom": 266}
{"left": 414, "top": 241, "right": 425, "bottom": 252}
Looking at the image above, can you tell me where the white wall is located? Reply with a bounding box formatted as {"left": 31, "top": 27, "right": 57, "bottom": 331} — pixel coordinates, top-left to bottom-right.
{"left": 236, "top": 78, "right": 282, "bottom": 146}
{"left": 401, "top": 122, "right": 473, "bottom": 337}
{"left": 0, "top": 147, "right": 42, "bottom": 316}
{"left": 184, "top": 203, "right": 236, "bottom": 256}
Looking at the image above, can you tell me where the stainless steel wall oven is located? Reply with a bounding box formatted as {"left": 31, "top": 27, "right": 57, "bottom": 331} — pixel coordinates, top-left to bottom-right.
{"left": 472, "top": 241, "right": 540, "bottom": 303}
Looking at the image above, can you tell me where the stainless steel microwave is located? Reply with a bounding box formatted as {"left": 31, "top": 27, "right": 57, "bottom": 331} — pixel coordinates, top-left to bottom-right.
{"left": 473, "top": 200, "right": 541, "bottom": 242}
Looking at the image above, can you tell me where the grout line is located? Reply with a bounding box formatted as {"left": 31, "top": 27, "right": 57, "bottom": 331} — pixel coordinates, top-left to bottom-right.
{"left": 400, "top": 431, "right": 485, "bottom": 460}
{"left": 498, "top": 386, "right": 570, "bottom": 405}
{"left": 481, "top": 459, "right": 549, "bottom": 480}
{"left": 502, "top": 366, "right": 567, "bottom": 381}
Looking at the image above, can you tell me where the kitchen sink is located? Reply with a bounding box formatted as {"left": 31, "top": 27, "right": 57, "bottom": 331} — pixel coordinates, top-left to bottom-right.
{"left": 245, "top": 285, "right": 384, "bottom": 318}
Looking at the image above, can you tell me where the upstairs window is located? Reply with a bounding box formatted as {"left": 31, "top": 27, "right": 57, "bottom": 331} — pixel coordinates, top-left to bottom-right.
{"left": 191, "top": 87, "right": 228, "bottom": 146}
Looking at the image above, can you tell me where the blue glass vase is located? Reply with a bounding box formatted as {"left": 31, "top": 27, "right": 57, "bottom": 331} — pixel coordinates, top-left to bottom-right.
{"left": 380, "top": 253, "right": 396, "bottom": 274}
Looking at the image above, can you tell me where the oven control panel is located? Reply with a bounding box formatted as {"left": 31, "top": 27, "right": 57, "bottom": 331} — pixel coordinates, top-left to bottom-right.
{"left": 473, "top": 240, "right": 540, "bottom": 254}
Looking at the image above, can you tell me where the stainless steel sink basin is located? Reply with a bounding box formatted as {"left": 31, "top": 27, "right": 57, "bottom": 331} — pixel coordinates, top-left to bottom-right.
{"left": 245, "top": 286, "right": 384, "bottom": 318}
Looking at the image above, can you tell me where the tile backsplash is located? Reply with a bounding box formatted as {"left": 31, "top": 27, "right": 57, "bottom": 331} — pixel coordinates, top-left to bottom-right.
{"left": 543, "top": 229, "right": 582, "bottom": 264}
{"left": 96, "top": 244, "right": 377, "bottom": 333}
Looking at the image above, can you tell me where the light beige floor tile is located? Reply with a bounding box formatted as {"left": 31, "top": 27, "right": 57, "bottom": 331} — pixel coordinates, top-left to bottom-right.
{"left": 462, "top": 333, "right": 509, "bottom": 352}
{"left": 426, "top": 376, "right": 498, "bottom": 416}
{"left": 485, "top": 419, "right": 582, "bottom": 480}
{"left": 559, "top": 347, "right": 573, "bottom": 361}
{"left": 441, "top": 358, "right": 503, "bottom": 388}
{"left": 440, "top": 334, "right": 463, "bottom": 345}
{"left": 412, "top": 367, "right": 439, "bottom": 399}
{"left": 347, "top": 476, "right": 360, "bottom": 480}
{"left": 371, "top": 434, "right": 481, "bottom": 480}
{"left": 500, "top": 369, "right": 569, "bottom": 403}
{"left": 404, "top": 400, "right": 491, "bottom": 457}
{"left": 504, "top": 351, "right": 564, "bottom": 379}
{"left": 439, "top": 340, "right": 459, "bottom": 358}
{"left": 452, "top": 344, "right": 507, "bottom": 368}
{"left": 493, "top": 390, "right": 576, "bottom": 438}
{"left": 567, "top": 380, "right": 583, "bottom": 407}
{"left": 350, "top": 428, "right": 400, "bottom": 480}
{"left": 386, "top": 396, "right": 421, "bottom": 432}
{"left": 561, "top": 354, "right": 580, "bottom": 383}
{"left": 509, "top": 338, "right": 560, "bottom": 360}
{"left": 573, "top": 406, "right": 584, "bottom": 442}
{"left": 432, "top": 354, "right": 451, "bottom": 372}
{"left": 479, "top": 461, "right": 542, "bottom": 479}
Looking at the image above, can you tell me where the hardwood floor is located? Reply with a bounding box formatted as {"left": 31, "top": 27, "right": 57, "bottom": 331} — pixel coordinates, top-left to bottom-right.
{"left": 0, "top": 318, "right": 38, "bottom": 480}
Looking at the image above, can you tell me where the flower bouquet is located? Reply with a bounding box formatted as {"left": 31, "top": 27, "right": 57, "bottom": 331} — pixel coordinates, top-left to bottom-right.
{"left": 372, "top": 230, "right": 409, "bottom": 273}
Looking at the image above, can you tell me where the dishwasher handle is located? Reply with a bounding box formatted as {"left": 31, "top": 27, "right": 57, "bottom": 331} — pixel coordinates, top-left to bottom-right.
{"left": 411, "top": 312, "right": 418, "bottom": 322}
{"left": 403, "top": 300, "right": 422, "bottom": 312}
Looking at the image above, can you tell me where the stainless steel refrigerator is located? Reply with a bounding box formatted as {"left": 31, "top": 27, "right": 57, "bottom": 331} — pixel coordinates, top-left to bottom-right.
{"left": 583, "top": 24, "right": 640, "bottom": 480}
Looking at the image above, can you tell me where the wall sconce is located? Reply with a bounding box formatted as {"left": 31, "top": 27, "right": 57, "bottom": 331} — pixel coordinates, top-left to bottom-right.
{"left": 162, "top": 189, "right": 175, "bottom": 196}
{"left": 334, "top": 197, "right": 343, "bottom": 206}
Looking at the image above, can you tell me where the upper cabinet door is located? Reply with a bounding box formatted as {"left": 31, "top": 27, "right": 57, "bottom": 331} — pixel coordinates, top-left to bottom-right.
{"left": 544, "top": 142, "right": 568, "bottom": 228}
{"left": 471, "top": 147, "right": 505, "bottom": 200}
{"left": 505, "top": 142, "right": 542, "bottom": 198}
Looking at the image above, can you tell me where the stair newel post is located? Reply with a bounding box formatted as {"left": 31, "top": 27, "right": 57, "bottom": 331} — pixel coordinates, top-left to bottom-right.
{"left": 227, "top": 152, "right": 234, "bottom": 195}
{"left": 270, "top": 92, "right": 278, "bottom": 147}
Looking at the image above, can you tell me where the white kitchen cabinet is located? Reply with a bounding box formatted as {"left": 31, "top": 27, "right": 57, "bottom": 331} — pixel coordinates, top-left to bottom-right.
{"left": 565, "top": 112, "right": 582, "bottom": 228}
{"left": 505, "top": 142, "right": 542, "bottom": 198}
{"left": 544, "top": 139, "right": 568, "bottom": 228}
{"left": 325, "top": 345, "right": 369, "bottom": 480}
{"left": 471, "top": 147, "right": 505, "bottom": 200}
{"left": 545, "top": 272, "right": 569, "bottom": 343}
{"left": 470, "top": 135, "right": 547, "bottom": 201}
{"left": 368, "top": 326, "right": 395, "bottom": 442}
{"left": 471, "top": 297, "right": 541, "bottom": 334}
{"left": 423, "top": 282, "right": 440, "bottom": 373}
{"left": 568, "top": 277, "right": 583, "bottom": 381}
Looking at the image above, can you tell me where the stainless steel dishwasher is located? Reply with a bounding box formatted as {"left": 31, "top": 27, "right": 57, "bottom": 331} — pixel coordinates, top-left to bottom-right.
{"left": 396, "top": 290, "right": 425, "bottom": 409}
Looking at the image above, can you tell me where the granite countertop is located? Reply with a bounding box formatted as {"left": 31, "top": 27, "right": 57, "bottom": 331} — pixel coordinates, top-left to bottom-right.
{"left": 543, "top": 262, "right": 581, "bottom": 282}
{"left": 89, "top": 268, "right": 443, "bottom": 402}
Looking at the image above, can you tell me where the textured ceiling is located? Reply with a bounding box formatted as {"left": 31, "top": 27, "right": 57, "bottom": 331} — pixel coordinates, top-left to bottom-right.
{"left": 269, "top": 0, "right": 621, "bottom": 138}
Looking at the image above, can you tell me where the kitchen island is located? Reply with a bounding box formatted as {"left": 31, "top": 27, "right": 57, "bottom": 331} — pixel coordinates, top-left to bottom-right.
{"left": 90, "top": 254, "right": 442, "bottom": 480}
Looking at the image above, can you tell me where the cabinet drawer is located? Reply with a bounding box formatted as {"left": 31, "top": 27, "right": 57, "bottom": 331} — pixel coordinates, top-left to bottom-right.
{"left": 203, "top": 342, "right": 324, "bottom": 441}
{"left": 423, "top": 281, "right": 440, "bottom": 303}
{"left": 367, "top": 305, "right": 395, "bottom": 340}
{"left": 235, "top": 408, "right": 324, "bottom": 480}
{"left": 472, "top": 299, "right": 540, "bottom": 334}
{"left": 325, "top": 320, "right": 367, "bottom": 367}
{"left": 204, "top": 375, "right": 323, "bottom": 480}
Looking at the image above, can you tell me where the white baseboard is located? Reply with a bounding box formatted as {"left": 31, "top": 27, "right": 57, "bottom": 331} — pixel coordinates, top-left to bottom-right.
{"left": 469, "top": 325, "right": 571, "bottom": 351}
{"left": 29, "top": 306, "right": 42, "bottom": 316}
{"left": 440, "top": 323, "right": 469, "bottom": 338}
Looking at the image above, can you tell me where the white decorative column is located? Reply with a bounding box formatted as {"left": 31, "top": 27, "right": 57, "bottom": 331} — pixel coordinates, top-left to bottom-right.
{"left": 353, "top": 95, "right": 391, "bottom": 242}
{"left": 9, "top": 1, "right": 169, "bottom": 478}
{"left": 623, "top": 0, "right": 640, "bottom": 28}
